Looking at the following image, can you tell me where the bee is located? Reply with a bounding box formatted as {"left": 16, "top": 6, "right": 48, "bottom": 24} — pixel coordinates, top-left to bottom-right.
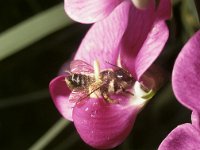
{"left": 98, "top": 65, "right": 135, "bottom": 103}
{"left": 65, "top": 60, "right": 135, "bottom": 104}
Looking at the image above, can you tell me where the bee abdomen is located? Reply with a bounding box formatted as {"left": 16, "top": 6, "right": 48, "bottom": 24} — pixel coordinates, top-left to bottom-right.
{"left": 67, "top": 74, "right": 90, "bottom": 88}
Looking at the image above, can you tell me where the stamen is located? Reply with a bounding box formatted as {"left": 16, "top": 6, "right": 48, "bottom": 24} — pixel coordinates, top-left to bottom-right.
{"left": 93, "top": 60, "right": 100, "bottom": 81}
{"left": 117, "top": 53, "right": 122, "bottom": 67}
{"left": 89, "top": 60, "right": 101, "bottom": 98}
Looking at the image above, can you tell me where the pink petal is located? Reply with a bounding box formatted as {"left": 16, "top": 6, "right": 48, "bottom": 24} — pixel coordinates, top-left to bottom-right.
{"left": 135, "top": 21, "right": 169, "bottom": 79}
{"left": 73, "top": 97, "right": 140, "bottom": 149}
{"left": 121, "top": 20, "right": 168, "bottom": 79}
{"left": 74, "top": 1, "right": 131, "bottom": 70}
{"left": 64, "top": 0, "right": 122, "bottom": 23}
{"left": 156, "top": 0, "right": 172, "bottom": 20}
{"left": 192, "top": 111, "right": 200, "bottom": 129}
{"left": 49, "top": 75, "right": 75, "bottom": 121}
{"left": 172, "top": 30, "right": 200, "bottom": 112}
{"left": 158, "top": 123, "right": 200, "bottom": 150}
{"left": 119, "top": 2, "right": 156, "bottom": 78}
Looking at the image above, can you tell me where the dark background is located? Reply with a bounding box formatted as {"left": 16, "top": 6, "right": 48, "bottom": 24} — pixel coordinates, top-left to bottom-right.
{"left": 0, "top": 0, "right": 199, "bottom": 149}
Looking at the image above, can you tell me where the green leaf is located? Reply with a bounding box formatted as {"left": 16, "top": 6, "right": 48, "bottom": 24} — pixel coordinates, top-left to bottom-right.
{"left": 0, "top": 3, "right": 73, "bottom": 61}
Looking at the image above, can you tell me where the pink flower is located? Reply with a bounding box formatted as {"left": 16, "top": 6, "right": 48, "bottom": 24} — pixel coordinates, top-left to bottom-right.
{"left": 158, "top": 30, "right": 200, "bottom": 150}
{"left": 49, "top": 1, "right": 170, "bottom": 148}
{"left": 64, "top": 0, "right": 171, "bottom": 24}
{"left": 64, "top": 0, "right": 171, "bottom": 79}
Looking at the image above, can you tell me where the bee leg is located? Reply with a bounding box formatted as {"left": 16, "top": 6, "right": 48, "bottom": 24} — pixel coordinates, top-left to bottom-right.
{"left": 124, "top": 90, "right": 134, "bottom": 96}
{"left": 102, "top": 92, "right": 117, "bottom": 104}
{"left": 122, "top": 88, "right": 134, "bottom": 96}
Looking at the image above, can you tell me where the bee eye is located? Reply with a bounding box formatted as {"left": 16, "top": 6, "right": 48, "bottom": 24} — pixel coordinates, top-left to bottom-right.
{"left": 115, "top": 69, "right": 125, "bottom": 79}
{"left": 115, "top": 69, "right": 134, "bottom": 83}
{"left": 116, "top": 73, "right": 123, "bottom": 79}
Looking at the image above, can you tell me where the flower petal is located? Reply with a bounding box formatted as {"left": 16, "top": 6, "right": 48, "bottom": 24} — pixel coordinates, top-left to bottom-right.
{"left": 119, "top": 2, "right": 156, "bottom": 78}
{"left": 49, "top": 75, "right": 75, "bottom": 121}
{"left": 192, "top": 111, "right": 200, "bottom": 129}
{"left": 158, "top": 123, "right": 200, "bottom": 150}
{"left": 121, "top": 20, "right": 168, "bottom": 79}
{"left": 156, "top": 0, "right": 172, "bottom": 20}
{"left": 135, "top": 21, "right": 169, "bottom": 79}
{"left": 172, "top": 30, "right": 200, "bottom": 112}
{"left": 74, "top": 1, "right": 131, "bottom": 70}
{"left": 73, "top": 97, "right": 140, "bottom": 149}
{"left": 64, "top": 0, "right": 122, "bottom": 23}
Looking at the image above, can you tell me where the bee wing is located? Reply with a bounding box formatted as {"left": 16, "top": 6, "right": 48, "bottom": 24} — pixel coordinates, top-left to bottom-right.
{"left": 68, "top": 89, "right": 88, "bottom": 103}
{"left": 70, "top": 60, "right": 94, "bottom": 74}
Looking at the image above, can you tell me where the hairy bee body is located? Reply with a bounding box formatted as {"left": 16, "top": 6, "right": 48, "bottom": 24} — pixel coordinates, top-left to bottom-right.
{"left": 65, "top": 60, "right": 135, "bottom": 103}
{"left": 99, "top": 69, "right": 135, "bottom": 102}
{"left": 65, "top": 73, "right": 94, "bottom": 91}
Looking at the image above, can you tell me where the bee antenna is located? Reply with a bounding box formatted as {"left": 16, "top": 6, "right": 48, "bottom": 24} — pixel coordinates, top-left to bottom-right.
{"left": 105, "top": 61, "right": 121, "bottom": 69}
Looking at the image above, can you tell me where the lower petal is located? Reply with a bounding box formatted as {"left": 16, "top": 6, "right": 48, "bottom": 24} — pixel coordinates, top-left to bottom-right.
{"left": 158, "top": 123, "right": 200, "bottom": 150}
{"left": 73, "top": 97, "right": 140, "bottom": 149}
{"left": 49, "top": 75, "right": 75, "bottom": 121}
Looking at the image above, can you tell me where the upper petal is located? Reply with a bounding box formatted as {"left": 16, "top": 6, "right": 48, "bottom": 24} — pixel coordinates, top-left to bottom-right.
{"left": 121, "top": 20, "right": 168, "bottom": 79}
{"left": 49, "top": 75, "right": 75, "bottom": 121}
{"left": 158, "top": 123, "right": 200, "bottom": 150}
{"left": 64, "top": 0, "right": 122, "bottom": 23}
{"left": 119, "top": 2, "right": 156, "bottom": 78}
{"left": 135, "top": 21, "right": 169, "bottom": 79}
{"left": 172, "top": 30, "right": 200, "bottom": 112}
{"left": 73, "top": 96, "right": 141, "bottom": 149}
{"left": 74, "top": 1, "right": 131, "bottom": 70}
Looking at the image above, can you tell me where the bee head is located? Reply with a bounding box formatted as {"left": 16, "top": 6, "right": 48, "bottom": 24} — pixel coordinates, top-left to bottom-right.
{"left": 115, "top": 68, "right": 135, "bottom": 85}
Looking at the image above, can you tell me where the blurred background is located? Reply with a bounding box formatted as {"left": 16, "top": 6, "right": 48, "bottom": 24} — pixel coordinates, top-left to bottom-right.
{"left": 0, "top": 0, "right": 199, "bottom": 149}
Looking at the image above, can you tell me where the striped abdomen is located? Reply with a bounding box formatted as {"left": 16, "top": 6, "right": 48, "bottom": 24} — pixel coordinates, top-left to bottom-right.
{"left": 66, "top": 74, "right": 93, "bottom": 90}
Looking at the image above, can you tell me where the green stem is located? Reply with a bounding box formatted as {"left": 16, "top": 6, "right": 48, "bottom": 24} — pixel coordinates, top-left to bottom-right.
{"left": 52, "top": 132, "right": 79, "bottom": 150}
{"left": 0, "top": 89, "right": 49, "bottom": 109}
{"left": 28, "top": 118, "right": 69, "bottom": 150}
{"left": 194, "top": 0, "right": 200, "bottom": 22}
{"left": 0, "top": 3, "right": 72, "bottom": 61}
